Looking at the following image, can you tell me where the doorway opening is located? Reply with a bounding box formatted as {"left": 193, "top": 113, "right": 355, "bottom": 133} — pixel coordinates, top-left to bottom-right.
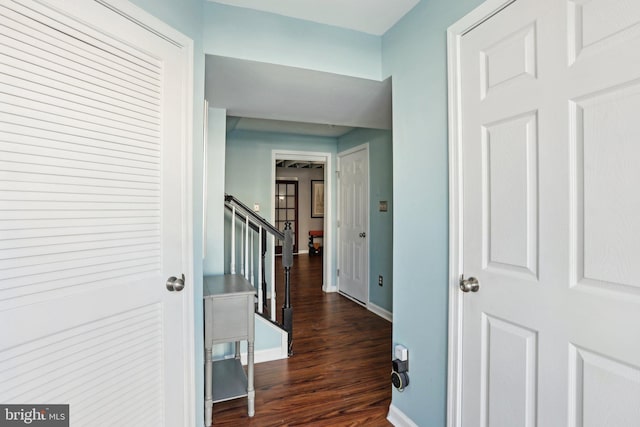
{"left": 271, "top": 150, "right": 333, "bottom": 293}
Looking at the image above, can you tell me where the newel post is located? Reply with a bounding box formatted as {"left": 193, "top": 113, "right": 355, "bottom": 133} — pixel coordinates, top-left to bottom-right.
{"left": 282, "top": 222, "right": 293, "bottom": 355}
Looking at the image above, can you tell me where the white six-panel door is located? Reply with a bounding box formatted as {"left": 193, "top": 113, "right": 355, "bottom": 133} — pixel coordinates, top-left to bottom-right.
{"left": 338, "top": 145, "right": 369, "bottom": 304}
{"left": 0, "top": 1, "right": 193, "bottom": 425}
{"left": 457, "top": 0, "right": 640, "bottom": 425}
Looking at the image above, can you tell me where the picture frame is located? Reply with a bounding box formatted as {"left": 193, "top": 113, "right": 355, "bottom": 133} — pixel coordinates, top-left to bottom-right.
{"left": 311, "top": 180, "right": 324, "bottom": 218}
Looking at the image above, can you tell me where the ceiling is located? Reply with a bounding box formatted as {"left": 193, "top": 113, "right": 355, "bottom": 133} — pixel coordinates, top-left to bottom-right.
{"left": 208, "top": 0, "right": 420, "bottom": 36}
{"left": 206, "top": 55, "right": 392, "bottom": 133}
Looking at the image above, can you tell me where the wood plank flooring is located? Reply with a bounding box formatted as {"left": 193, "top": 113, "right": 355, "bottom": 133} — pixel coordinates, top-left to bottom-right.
{"left": 211, "top": 254, "right": 393, "bottom": 426}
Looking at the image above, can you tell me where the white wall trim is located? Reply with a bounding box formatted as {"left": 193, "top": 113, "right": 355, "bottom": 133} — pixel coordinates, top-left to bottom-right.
{"left": 387, "top": 403, "right": 419, "bottom": 427}
{"left": 271, "top": 150, "right": 334, "bottom": 292}
{"left": 368, "top": 302, "right": 392, "bottom": 322}
{"left": 336, "top": 143, "right": 370, "bottom": 303}
{"left": 446, "top": 2, "right": 515, "bottom": 427}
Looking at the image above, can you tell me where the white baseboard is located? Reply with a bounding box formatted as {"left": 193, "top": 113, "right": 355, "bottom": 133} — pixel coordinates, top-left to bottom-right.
{"left": 387, "top": 404, "right": 419, "bottom": 427}
{"left": 240, "top": 345, "right": 287, "bottom": 365}
{"left": 323, "top": 283, "right": 337, "bottom": 293}
{"left": 368, "top": 302, "right": 392, "bottom": 322}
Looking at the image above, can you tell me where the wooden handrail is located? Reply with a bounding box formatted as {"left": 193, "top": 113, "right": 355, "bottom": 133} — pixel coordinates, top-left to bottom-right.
{"left": 225, "top": 194, "right": 284, "bottom": 239}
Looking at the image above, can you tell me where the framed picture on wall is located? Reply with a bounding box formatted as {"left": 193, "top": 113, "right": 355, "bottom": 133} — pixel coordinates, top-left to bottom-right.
{"left": 311, "top": 180, "right": 324, "bottom": 218}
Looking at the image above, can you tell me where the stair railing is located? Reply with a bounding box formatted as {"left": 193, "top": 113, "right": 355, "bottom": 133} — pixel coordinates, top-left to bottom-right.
{"left": 224, "top": 194, "right": 294, "bottom": 355}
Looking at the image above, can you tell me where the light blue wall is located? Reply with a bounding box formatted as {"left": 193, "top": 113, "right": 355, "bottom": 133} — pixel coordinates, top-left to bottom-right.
{"left": 126, "top": 0, "right": 206, "bottom": 425}
{"left": 204, "top": 108, "right": 226, "bottom": 275}
{"left": 202, "top": 2, "right": 382, "bottom": 80}
{"left": 382, "top": 0, "right": 483, "bottom": 425}
{"left": 338, "top": 129, "right": 393, "bottom": 313}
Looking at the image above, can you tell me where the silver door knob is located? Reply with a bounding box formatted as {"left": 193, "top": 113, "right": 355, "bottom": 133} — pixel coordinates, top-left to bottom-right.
{"left": 459, "top": 275, "right": 479, "bottom": 293}
{"left": 166, "top": 274, "right": 185, "bottom": 292}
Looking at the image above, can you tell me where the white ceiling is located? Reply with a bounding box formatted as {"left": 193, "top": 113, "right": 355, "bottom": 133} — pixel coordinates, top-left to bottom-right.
{"left": 208, "top": 0, "right": 420, "bottom": 36}
{"left": 206, "top": 55, "right": 392, "bottom": 132}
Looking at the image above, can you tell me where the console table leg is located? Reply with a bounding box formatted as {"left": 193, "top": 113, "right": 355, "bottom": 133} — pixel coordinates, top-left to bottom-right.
{"left": 247, "top": 339, "right": 255, "bottom": 417}
{"left": 204, "top": 346, "right": 213, "bottom": 426}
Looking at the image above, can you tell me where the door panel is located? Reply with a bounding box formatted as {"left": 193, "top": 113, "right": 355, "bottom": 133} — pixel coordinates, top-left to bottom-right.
{"left": 0, "top": 1, "right": 190, "bottom": 425}
{"left": 460, "top": 0, "right": 640, "bottom": 426}
{"left": 338, "top": 147, "right": 368, "bottom": 304}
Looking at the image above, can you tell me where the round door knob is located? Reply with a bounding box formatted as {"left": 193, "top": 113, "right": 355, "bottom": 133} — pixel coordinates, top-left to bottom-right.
{"left": 166, "top": 274, "right": 185, "bottom": 292}
{"left": 459, "top": 276, "right": 479, "bottom": 293}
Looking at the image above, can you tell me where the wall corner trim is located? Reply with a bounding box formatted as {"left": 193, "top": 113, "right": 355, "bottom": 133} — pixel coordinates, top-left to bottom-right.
{"left": 387, "top": 403, "right": 419, "bottom": 427}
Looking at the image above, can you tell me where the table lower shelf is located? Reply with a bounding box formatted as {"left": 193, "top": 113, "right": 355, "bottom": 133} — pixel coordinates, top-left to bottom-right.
{"left": 212, "top": 358, "right": 248, "bottom": 403}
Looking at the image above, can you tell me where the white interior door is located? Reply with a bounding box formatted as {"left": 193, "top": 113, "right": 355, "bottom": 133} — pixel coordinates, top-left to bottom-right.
{"left": 0, "top": 1, "right": 193, "bottom": 426}
{"left": 338, "top": 145, "right": 369, "bottom": 304}
{"left": 458, "top": 0, "right": 640, "bottom": 425}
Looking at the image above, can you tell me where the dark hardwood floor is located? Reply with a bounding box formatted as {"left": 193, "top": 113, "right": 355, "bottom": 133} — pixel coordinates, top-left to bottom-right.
{"left": 211, "top": 254, "right": 393, "bottom": 426}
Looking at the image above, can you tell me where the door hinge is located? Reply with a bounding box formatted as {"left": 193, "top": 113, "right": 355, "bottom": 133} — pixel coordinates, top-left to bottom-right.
{"left": 337, "top": 269, "right": 340, "bottom": 277}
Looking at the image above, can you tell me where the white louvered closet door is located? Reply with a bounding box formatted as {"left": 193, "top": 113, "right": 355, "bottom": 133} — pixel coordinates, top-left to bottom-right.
{"left": 0, "top": 1, "right": 192, "bottom": 426}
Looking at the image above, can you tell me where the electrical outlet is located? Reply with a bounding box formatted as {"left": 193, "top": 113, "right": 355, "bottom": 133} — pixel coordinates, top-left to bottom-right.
{"left": 253, "top": 203, "right": 260, "bottom": 212}
{"left": 378, "top": 275, "right": 383, "bottom": 286}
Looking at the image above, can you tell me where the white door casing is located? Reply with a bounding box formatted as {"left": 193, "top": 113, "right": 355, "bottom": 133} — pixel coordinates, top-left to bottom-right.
{"left": 0, "top": 0, "right": 194, "bottom": 425}
{"left": 448, "top": 0, "right": 640, "bottom": 426}
{"left": 337, "top": 144, "right": 369, "bottom": 305}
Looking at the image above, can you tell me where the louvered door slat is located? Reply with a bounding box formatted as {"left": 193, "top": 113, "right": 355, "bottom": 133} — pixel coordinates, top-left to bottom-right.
{"left": 0, "top": 112, "right": 160, "bottom": 153}
{"left": 0, "top": 4, "right": 161, "bottom": 81}
{"left": 0, "top": 129, "right": 160, "bottom": 164}
{"left": 0, "top": 151, "right": 158, "bottom": 178}
{"left": 0, "top": 60, "right": 160, "bottom": 120}
{"left": 0, "top": 100, "right": 159, "bottom": 146}
{"left": 0, "top": 5, "right": 161, "bottom": 94}
{"left": 0, "top": 184, "right": 159, "bottom": 201}
{"left": 2, "top": 1, "right": 162, "bottom": 74}
{"left": 1, "top": 250, "right": 160, "bottom": 281}
{"left": 0, "top": 33, "right": 161, "bottom": 106}
{"left": 0, "top": 83, "right": 160, "bottom": 135}
{"left": 0, "top": 244, "right": 160, "bottom": 272}
{"left": 0, "top": 154, "right": 158, "bottom": 181}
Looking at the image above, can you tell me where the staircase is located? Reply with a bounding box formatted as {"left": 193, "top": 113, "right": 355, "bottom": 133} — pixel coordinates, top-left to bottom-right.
{"left": 224, "top": 194, "right": 294, "bottom": 355}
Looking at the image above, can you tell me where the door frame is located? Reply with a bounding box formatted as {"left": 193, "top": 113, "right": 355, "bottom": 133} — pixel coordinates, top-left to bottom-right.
{"left": 446, "top": 1, "right": 518, "bottom": 426}
{"left": 271, "top": 150, "right": 333, "bottom": 292}
{"left": 96, "top": 1, "right": 196, "bottom": 425}
{"left": 336, "top": 143, "right": 370, "bottom": 306}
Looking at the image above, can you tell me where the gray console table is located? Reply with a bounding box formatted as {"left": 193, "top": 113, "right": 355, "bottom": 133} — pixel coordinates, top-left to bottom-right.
{"left": 204, "top": 275, "right": 255, "bottom": 426}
